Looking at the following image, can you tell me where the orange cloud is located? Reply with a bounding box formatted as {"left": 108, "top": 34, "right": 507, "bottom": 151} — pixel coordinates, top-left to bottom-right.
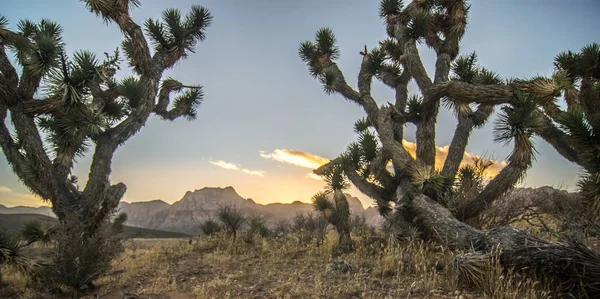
{"left": 260, "top": 149, "right": 330, "bottom": 169}
{"left": 263, "top": 141, "right": 506, "bottom": 180}
{"left": 401, "top": 140, "right": 506, "bottom": 179}
{"left": 209, "top": 160, "right": 266, "bottom": 177}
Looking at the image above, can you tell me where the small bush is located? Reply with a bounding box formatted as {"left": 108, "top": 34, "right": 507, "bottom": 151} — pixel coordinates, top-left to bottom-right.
{"left": 217, "top": 205, "right": 245, "bottom": 240}
{"left": 247, "top": 216, "right": 271, "bottom": 238}
{"left": 200, "top": 219, "right": 223, "bottom": 236}
{"left": 291, "top": 213, "right": 328, "bottom": 247}
{"left": 21, "top": 220, "right": 55, "bottom": 247}
{"left": 37, "top": 217, "right": 123, "bottom": 297}
{"left": 0, "top": 229, "right": 32, "bottom": 283}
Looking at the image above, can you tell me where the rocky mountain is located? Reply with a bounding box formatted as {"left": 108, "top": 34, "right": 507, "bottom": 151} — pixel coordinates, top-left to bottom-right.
{"left": 1, "top": 185, "right": 578, "bottom": 235}
{"left": 118, "top": 186, "right": 382, "bottom": 234}
{"left": 0, "top": 204, "right": 54, "bottom": 216}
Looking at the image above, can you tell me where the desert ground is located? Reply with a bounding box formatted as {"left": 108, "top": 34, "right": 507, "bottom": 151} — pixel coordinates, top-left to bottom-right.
{"left": 2, "top": 230, "right": 565, "bottom": 299}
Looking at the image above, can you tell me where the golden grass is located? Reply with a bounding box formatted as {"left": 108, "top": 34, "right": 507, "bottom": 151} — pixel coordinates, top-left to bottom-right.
{"left": 1, "top": 231, "right": 564, "bottom": 299}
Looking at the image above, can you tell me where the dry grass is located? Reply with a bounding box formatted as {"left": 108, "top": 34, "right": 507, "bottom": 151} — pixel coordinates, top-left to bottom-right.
{"left": 1, "top": 232, "right": 564, "bottom": 299}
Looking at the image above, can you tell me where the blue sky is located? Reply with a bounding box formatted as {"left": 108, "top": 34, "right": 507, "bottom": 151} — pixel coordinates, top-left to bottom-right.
{"left": 1, "top": 0, "right": 599, "bottom": 207}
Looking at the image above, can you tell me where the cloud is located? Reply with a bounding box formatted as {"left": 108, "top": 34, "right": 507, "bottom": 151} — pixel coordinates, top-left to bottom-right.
{"left": 259, "top": 149, "right": 330, "bottom": 169}
{"left": 262, "top": 141, "right": 506, "bottom": 180}
{"left": 306, "top": 172, "right": 323, "bottom": 181}
{"left": 0, "top": 185, "right": 46, "bottom": 207}
{"left": 401, "top": 140, "right": 506, "bottom": 179}
{"left": 209, "top": 160, "right": 266, "bottom": 177}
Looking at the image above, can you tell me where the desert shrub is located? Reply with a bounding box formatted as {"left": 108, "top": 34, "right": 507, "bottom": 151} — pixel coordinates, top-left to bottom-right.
{"left": 217, "top": 205, "right": 246, "bottom": 240}
{"left": 291, "top": 213, "right": 328, "bottom": 247}
{"left": 36, "top": 217, "right": 123, "bottom": 297}
{"left": 21, "top": 220, "right": 55, "bottom": 247}
{"left": 272, "top": 220, "right": 291, "bottom": 237}
{"left": 247, "top": 215, "right": 271, "bottom": 238}
{"left": 0, "top": 229, "right": 32, "bottom": 284}
{"left": 381, "top": 213, "right": 420, "bottom": 247}
{"left": 349, "top": 215, "right": 368, "bottom": 234}
{"left": 111, "top": 212, "right": 128, "bottom": 235}
{"left": 200, "top": 219, "right": 223, "bottom": 236}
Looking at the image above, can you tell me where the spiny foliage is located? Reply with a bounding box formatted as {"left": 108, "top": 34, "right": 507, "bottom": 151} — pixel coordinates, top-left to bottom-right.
{"left": 200, "top": 219, "right": 222, "bottom": 236}
{"left": 217, "top": 205, "right": 245, "bottom": 239}
{"left": 21, "top": 220, "right": 55, "bottom": 246}
{"left": 144, "top": 5, "right": 213, "bottom": 68}
{"left": 552, "top": 43, "right": 600, "bottom": 217}
{"left": 0, "top": 229, "right": 28, "bottom": 273}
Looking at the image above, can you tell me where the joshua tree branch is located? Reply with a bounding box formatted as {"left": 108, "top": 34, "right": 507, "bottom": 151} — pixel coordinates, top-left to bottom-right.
{"left": 426, "top": 81, "right": 514, "bottom": 105}
{"left": 536, "top": 112, "right": 580, "bottom": 164}
{"left": 83, "top": 0, "right": 154, "bottom": 76}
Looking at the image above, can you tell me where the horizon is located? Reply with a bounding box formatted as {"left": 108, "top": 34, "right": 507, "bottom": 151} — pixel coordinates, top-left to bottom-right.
{"left": 1, "top": 0, "right": 599, "bottom": 209}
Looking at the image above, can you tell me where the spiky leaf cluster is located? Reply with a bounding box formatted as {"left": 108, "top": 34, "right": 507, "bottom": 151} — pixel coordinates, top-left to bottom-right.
{"left": 556, "top": 108, "right": 600, "bottom": 214}
{"left": 144, "top": 5, "right": 212, "bottom": 68}
{"left": 379, "top": 0, "right": 404, "bottom": 18}
{"left": 21, "top": 220, "right": 55, "bottom": 246}
{"left": 493, "top": 91, "right": 543, "bottom": 148}
{"left": 3, "top": 19, "right": 64, "bottom": 76}
{"left": 299, "top": 28, "right": 340, "bottom": 78}
{"left": 451, "top": 52, "right": 502, "bottom": 85}
{"left": 408, "top": 163, "right": 451, "bottom": 201}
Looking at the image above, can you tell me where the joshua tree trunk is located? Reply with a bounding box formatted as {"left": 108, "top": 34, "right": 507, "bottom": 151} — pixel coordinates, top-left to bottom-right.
{"left": 333, "top": 190, "right": 353, "bottom": 252}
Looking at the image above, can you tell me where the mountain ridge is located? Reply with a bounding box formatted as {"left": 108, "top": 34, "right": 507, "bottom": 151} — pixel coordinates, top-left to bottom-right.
{"left": 1, "top": 185, "right": 578, "bottom": 235}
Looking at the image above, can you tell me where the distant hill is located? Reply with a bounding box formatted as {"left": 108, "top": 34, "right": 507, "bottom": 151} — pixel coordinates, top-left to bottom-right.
{"left": 0, "top": 213, "right": 191, "bottom": 239}
{"left": 0, "top": 204, "right": 54, "bottom": 217}
{"left": 117, "top": 186, "right": 382, "bottom": 234}
{"left": 2, "top": 185, "right": 576, "bottom": 235}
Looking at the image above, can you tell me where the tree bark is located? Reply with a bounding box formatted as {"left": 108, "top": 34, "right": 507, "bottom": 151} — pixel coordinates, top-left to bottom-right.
{"left": 333, "top": 190, "right": 353, "bottom": 253}
{"left": 394, "top": 182, "right": 600, "bottom": 297}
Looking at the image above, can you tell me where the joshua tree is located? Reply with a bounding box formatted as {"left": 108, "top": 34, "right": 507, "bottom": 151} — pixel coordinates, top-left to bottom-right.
{"left": 312, "top": 163, "right": 353, "bottom": 252}
{"left": 0, "top": 0, "right": 212, "bottom": 294}
{"left": 300, "top": 0, "right": 600, "bottom": 296}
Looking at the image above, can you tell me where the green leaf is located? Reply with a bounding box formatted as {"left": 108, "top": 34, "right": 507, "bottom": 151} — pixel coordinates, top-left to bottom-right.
{"left": 354, "top": 117, "right": 371, "bottom": 133}
{"left": 493, "top": 90, "right": 542, "bottom": 146}
{"left": 173, "top": 87, "right": 204, "bottom": 121}
{"left": 475, "top": 68, "right": 502, "bottom": 85}
{"left": 406, "top": 8, "right": 429, "bottom": 40}
{"left": 379, "top": 0, "right": 403, "bottom": 18}
{"left": 359, "top": 130, "right": 379, "bottom": 162}
{"left": 319, "top": 68, "right": 337, "bottom": 95}
{"left": 406, "top": 95, "right": 423, "bottom": 121}
{"left": 325, "top": 163, "right": 350, "bottom": 192}
{"left": 365, "top": 48, "right": 387, "bottom": 75}
{"left": 315, "top": 27, "right": 339, "bottom": 60}
{"left": 344, "top": 142, "right": 363, "bottom": 169}
{"left": 184, "top": 5, "right": 213, "bottom": 41}
{"left": 0, "top": 15, "right": 9, "bottom": 30}
{"left": 119, "top": 77, "right": 142, "bottom": 109}
{"left": 451, "top": 52, "right": 478, "bottom": 83}
{"left": 312, "top": 192, "right": 334, "bottom": 212}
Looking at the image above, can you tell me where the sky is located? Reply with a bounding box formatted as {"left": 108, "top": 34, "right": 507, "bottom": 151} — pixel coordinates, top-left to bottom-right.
{"left": 1, "top": 0, "right": 599, "bottom": 208}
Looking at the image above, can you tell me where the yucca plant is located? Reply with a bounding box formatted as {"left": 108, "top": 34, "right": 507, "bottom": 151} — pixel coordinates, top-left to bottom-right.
{"left": 0, "top": 229, "right": 32, "bottom": 284}
{"left": 199, "top": 219, "right": 222, "bottom": 236}
{"left": 217, "top": 205, "right": 245, "bottom": 241}
{"left": 300, "top": 0, "right": 600, "bottom": 296}
{"left": 312, "top": 162, "right": 354, "bottom": 253}
{"left": 21, "top": 220, "right": 56, "bottom": 247}
{"left": 0, "top": 2, "right": 212, "bottom": 295}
